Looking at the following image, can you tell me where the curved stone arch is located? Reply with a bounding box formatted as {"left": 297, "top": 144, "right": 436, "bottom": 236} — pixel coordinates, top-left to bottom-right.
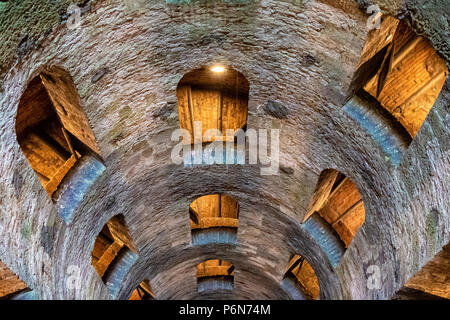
{"left": 89, "top": 214, "right": 139, "bottom": 299}
{"left": 281, "top": 253, "right": 320, "bottom": 300}
{"left": 0, "top": 0, "right": 447, "bottom": 301}
{"left": 188, "top": 193, "right": 240, "bottom": 246}
{"left": 196, "top": 259, "right": 235, "bottom": 293}
{"left": 110, "top": 199, "right": 320, "bottom": 300}
{"left": 141, "top": 251, "right": 290, "bottom": 300}
{"left": 287, "top": 222, "right": 344, "bottom": 300}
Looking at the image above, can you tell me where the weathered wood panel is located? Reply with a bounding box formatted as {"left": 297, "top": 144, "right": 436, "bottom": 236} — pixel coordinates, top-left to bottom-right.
{"left": 40, "top": 68, "right": 102, "bottom": 156}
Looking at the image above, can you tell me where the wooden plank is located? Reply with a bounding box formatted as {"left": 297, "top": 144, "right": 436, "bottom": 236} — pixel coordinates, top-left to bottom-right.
{"left": 337, "top": 200, "right": 365, "bottom": 233}
{"left": 220, "top": 194, "right": 239, "bottom": 219}
{"left": 91, "top": 233, "right": 113, "bottom": 260}
{"left": 291, "top": 258, "right": 319, "bottom": 300}
{"left": 44, "top": 153, "right": 79, "bottom": 197}
{"left": 39, "top": 70, "right": 102, "bottom": 156}
{"left": 61, "top": 127, "right": 78, "bottom": 160}
{"left": 20, "top": 132, "right": 67, "bottom": 180}
{"left": 285, "top": 254, "right": 301, "bottom": 273}
{"left": 191, "top": 88, "right": 221, "bottom": 142}
{"left": 94, "top": 240, "right": 124, "bottom": 278}
{"left": 106, "top": 215, "right": 138, "bottom": 253}
{"left": 176, "top": 86, "right": 193, "bottom": 142}
{"left": 190, "top": 217, "right": 239, "bottom": 229}
{"left": 403, "top": 243, "right": 450, "bottom": 299}
{"left": 304, "top": 170, "right": 340, "bottom": 221}
{"left": 319, "top": 177, "right": 362, "bottom": 224}
{"left": 140, "top": 280, "right": 155, "bottom": 298}
{"left": 197, "top": 260, "right": 235, "bottom": 278}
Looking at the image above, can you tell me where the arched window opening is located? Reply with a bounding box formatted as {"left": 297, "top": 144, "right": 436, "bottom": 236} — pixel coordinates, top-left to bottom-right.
{"left": 281, "top": 254, "right": 319, "bottom": 300}
{"left": 190, "top": 194, "right": 239, "bottom": 245}
{"left": 15, "top": 67, "right": 104, "bottom": 223}
{"left": 197, "top": 259, "right": 234, "bottom": 292}
{"left": 303, "top": 170, "right": 365, "bottom": 266}
{"left": 177, "top": 66, "right": 249, "bottom": 144}
{"left": 129, "top": 280, "right": 156, "bottom": 300}
{"left": 306, "top": 170, "right": 365, "bottom": 247}
{"left": 91, "top": 215, "right": 138, "bottom": 298}
{"left": 0, "top": 260, "right": 33, "bottom": 300}
{"left": 350, "top": 16, "right": 448, "bottom": 140}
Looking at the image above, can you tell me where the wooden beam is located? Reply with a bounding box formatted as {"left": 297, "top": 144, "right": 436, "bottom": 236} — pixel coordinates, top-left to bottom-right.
{"left": 397, "top": 70, "right": 447, "bottom": 111}
{"left": 44, "top": 153, "right": 78, "bottom": 197}
{"left": 94, "top": 240, "right": 124, "bottom": 278}
{"left": 331, "top": 199, "right": 363, "bottom": 227}
{"left": 391, "top": 36, "right": 421, "bottom": 68}
{"left": 218, "top": 92, "right": 223, "bottom": 133}
{"left": 189, "top": 207, "right": 200, "bottom": 225}
{"left": 287, "top": 256, "right": 304, "bottom": 275}
{"left": 187, "top": 86, "right": 195, "bottom": 143}
{"left": 61, "top": 127, "right": 78, "bottom": 160}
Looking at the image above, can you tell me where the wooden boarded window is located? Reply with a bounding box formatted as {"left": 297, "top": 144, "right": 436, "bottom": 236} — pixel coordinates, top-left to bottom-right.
{"left": 177, "top": 66, "right": 249, "bottom": 143}
{"left": 129, "top": 280, "right": 155, "bottom": 300}
{"left": 305, "top": 169, "right": 365, "bottom": 248}
{"left": 15, "top": 67, "right": 102, "bottom": 199}
{"left": 351, "top": 17, "right": 448, "bottom": 139}
{"left": 196, "top": 259, "right": 234, "bottom": 292}
{"left": 91, "top": 215, "right": 138, "bottom": 293}
{"left": 282, "top": 254, "right": 319, "bottom": 300}
{"left": 190, "top": 194, "right": 239, "bottom": 245}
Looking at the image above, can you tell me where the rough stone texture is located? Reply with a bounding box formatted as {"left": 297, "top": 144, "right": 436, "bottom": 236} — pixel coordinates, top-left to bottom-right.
{"left": 0, "top": 0, "right": 94, "bottom": 80}
{"left": 0, "top": 0, "right": 448, "bottom": 300}
{"left": 343, "top": 93, "right": 410, "bottom": 167}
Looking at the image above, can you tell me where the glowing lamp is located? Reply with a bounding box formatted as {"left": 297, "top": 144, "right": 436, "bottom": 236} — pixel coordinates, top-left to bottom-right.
{"left": 211, "top": 66, "right": 225, "bottom": 73}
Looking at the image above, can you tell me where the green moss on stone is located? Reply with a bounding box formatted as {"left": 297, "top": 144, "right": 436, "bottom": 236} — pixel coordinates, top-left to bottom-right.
{"left": 102, "top": 102, "right": 120, "bottom": 117}
{"left": 119, "top": 106, "right": 132, "bottom": 119}
{"left": 21, "top": 220, "right": 32, "bottom": 241}
{"left": 106, "top": 105, "right": 147, "bottom": 144}
{"left": 426, "top": 209, "right": 439, "bottom": 252}
{"left": 0, "top": 0, "right": 89, "bottom": 76}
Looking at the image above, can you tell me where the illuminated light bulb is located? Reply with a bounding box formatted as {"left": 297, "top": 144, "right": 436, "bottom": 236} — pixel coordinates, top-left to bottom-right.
{"left": 211, "top": 66, "right": 225, "bottom": 73}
